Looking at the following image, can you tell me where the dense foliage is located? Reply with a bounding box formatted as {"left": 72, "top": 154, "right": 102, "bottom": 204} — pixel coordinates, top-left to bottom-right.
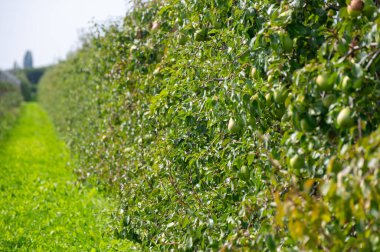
{"left": 23, "top": 67, "right": 48, "bottom": 85}
{"left": 39, "top": 0, "right": 380, "bottom": 250}
{"left": 12, "top": 67, "right": 48, "bottom": 101}
{"left": 0, "top": 81, "right": 22, "bottom": 138}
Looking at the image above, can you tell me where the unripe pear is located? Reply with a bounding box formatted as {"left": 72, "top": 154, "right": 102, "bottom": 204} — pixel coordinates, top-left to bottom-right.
{"left": 153, "top": 67, "right": 161, "bottom": 75}
{"left": 341, "top": 76, "right": 352, "bottom": 92}
{"left": 251, "top": 67, "right": 257, "bottom": 78}
{"left": 282, "top": 34, "right": 293, "bottom": 53}
{"left": 322, "top": 94, "right": 336, "bottom": 108}
{"left": 337, "top": 107, "right": 354, "bottom": 128}
{"left": 294, "top": 95, "right": 307, "bottom": 113}
{"left": 353, "top": 78, "right": 363, "bottom": 89}
{"left": 316, "top": 73, "right": 333, "bottom": 91}
{"left": 251, "top": 93, "right": 259, "bottom": 102}
{"left": 130, "top": 45, "right": 138, "bottom": 53}
{"left": 239, "top": 165, "right": 250, "bottom": 180}
{"left": 152, "top": 21, "right": 160, "bottom": 30}
{"left": 267, "top": 74, "right": 274, "bottom": 83}
{"left": 327, "top": 156, "right": 342, "bottom": 174}
{"left": 327, "top": 9, "right": 335, "bottom": 17}
{"left": 300, "top": 116, "right": 316, "bottom": 132}
{"left": 228, "top": 118, "right": 242, "bottom": 133}
{"left": 265, "top": 93, "right": 272, "bottom": 104}
{"left": 273, "top": 88, "right": 287, "bottom": 104}
{"left": 290, "top": 155, "right": 305, "bottom": 170}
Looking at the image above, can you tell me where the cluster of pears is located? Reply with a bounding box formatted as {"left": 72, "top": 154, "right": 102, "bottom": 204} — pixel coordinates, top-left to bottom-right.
{"left": 315, "top": 73, "right": 354, "bottom": 129}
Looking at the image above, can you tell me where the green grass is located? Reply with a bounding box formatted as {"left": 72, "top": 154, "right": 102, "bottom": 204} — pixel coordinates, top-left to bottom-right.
{"left": 0, "top": 103, "right": 137, "bottom": 251}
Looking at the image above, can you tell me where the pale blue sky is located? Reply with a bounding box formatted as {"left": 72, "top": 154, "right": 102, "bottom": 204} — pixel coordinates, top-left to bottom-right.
{"left": 0, "top": 0, "right": 130, "bottom": 70}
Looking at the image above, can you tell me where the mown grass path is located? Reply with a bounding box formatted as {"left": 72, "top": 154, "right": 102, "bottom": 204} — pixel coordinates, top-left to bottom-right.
{"left": 0, "top": 103, "right": 136, "bottom": 251}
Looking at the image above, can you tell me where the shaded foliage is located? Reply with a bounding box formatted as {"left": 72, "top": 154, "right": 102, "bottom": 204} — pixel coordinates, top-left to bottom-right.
{"left": 0, "top": 81, "right": 23, "bottom": 139}
{"left": 12, "top": 67, "right": 48, "bottom": 101}
{"left": 24, "top": 67, "right": 48, "bottom": 84}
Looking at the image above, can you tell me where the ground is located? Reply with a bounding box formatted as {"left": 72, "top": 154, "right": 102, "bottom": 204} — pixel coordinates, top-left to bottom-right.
{"left": 0, "top": 103, "right": 137, "bottom": 251}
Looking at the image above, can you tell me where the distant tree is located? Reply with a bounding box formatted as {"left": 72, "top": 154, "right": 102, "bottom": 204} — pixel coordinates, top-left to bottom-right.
{"left": 23, "top": 50, "right": 33, "bottom": 69}
{"left": 13, "top": 61, "right": 20, "bottom": 70}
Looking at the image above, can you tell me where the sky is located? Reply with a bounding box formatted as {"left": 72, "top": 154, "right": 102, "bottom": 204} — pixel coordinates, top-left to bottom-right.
{"left": 0, "top": 0, "right": 130, "bottom": 70}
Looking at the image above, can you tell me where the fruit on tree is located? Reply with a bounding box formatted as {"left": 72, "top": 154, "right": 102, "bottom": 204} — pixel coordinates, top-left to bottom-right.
{"left": 251, "top": 93, "right": 259, "bottom": 103}
{"left": 322, "top": 94, "right": 336, "bottom": 107}
{"left": 156, "top": 51, "right": 164, "bottom": 61}
{"left": 327, "top": 156, "right": 342, "bottom": 174}
{"left": 353, "top": 78, "right": 363, "bottom": 89}
{"left": 341, "top": 76, "right": 352, "bottom": 92}
{"left": 316, "top": 73, "right": 333, "bottom": 91}
{"left": 294, "top": 95, "right": 307, "bottom": 113}
{"left": 284, "top": 95, "right": 292, "bottom": 108}
{"left": 292, "top": 111, "right": 302, "bottom": 130}
{"left": 287, "top": 104, "right": 295, "bottom": 117}
{"left": 251, "top": 67, "right": 257, "bottom": 78}
{"left": 282, "top": 33, "right": 293, "bottom": 53}
{"left": 290, "top": 154, "right": 305, "bottom": 170}
{"left": 300, "top": 118, "right": 311, "bottom": 132}
{"left": 239, "top": 165, "right": 250, "bottom": 180}
{"left": 228, "top": 118, "right": 242, "bottom": 133}
{"left": 273, "top": 88, "right": 287, "bottom": 105}
{"left": 153, "top": 67, "right": 161, "bottom": 76}
{"left": 300, "top": 116, "right": 316, "bottom": 132}
{"left": 337, "top": 107, "right": 354, "bottom": 128}
{"left": 152, "top": 21, "right": 160, "bottom": 30}
{"left": 267, "top": 74, "right": 274, "bottom": 83}
{"left": 130, "top": 45, "right": 138, "bottom": 53}
{"left": 175, "top": 17, "right": 183, "bottom": 27}
{"left": 265, "top": 93, "right": 272, "bottom": 105}
{"left": 245, "top": 7, "right": 256, "bottom": 18}
{"left": 327, "top": 9, "right": 335, "bottom": 17}
{"left": 347, "top": 0, "right": 364, "bottom": 17}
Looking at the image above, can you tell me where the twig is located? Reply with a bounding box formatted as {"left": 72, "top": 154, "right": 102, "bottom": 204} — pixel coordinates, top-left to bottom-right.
{"left": 160, "top": 241, "right": 180, "bottom": 246}
{"left": 326, "top": 4, "right": 340, "bottom": 11}
{"left": 236, "top": 48, "right": 250, "bottom": 59}
{"left": 206, "top": 77, "right": 229, "bottom": 83}
{"left": 365, "top": 49, "right": 380, "bottom": 71}
{"left": 340, "top": 43, "right": 378, "bottom": 62}
{"left": 358, "top": 118, "right": 362, "bottom": 140}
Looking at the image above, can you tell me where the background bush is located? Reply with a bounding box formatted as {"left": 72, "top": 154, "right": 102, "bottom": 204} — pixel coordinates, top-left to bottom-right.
{"left": 12, "top": 67, "right": 48, "bottom": 101}
{"left": 0, "top": 81, "right": 23, "bottom": 139}
{"left": 39, "top": 0, "right": 380, "bottom": 250}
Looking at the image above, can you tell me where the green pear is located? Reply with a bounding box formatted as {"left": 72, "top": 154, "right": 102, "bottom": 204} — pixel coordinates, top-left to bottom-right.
{"left": 290, "top": 155, "right": 305, "bottom": 170}
{"left": 337, "top": 107, "right": 354, "bottom": 128}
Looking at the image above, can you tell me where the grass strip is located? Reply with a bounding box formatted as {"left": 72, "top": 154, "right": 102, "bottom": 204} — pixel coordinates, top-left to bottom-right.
{"left": 0, "top": 103, "right": 136, "bottom": 251}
